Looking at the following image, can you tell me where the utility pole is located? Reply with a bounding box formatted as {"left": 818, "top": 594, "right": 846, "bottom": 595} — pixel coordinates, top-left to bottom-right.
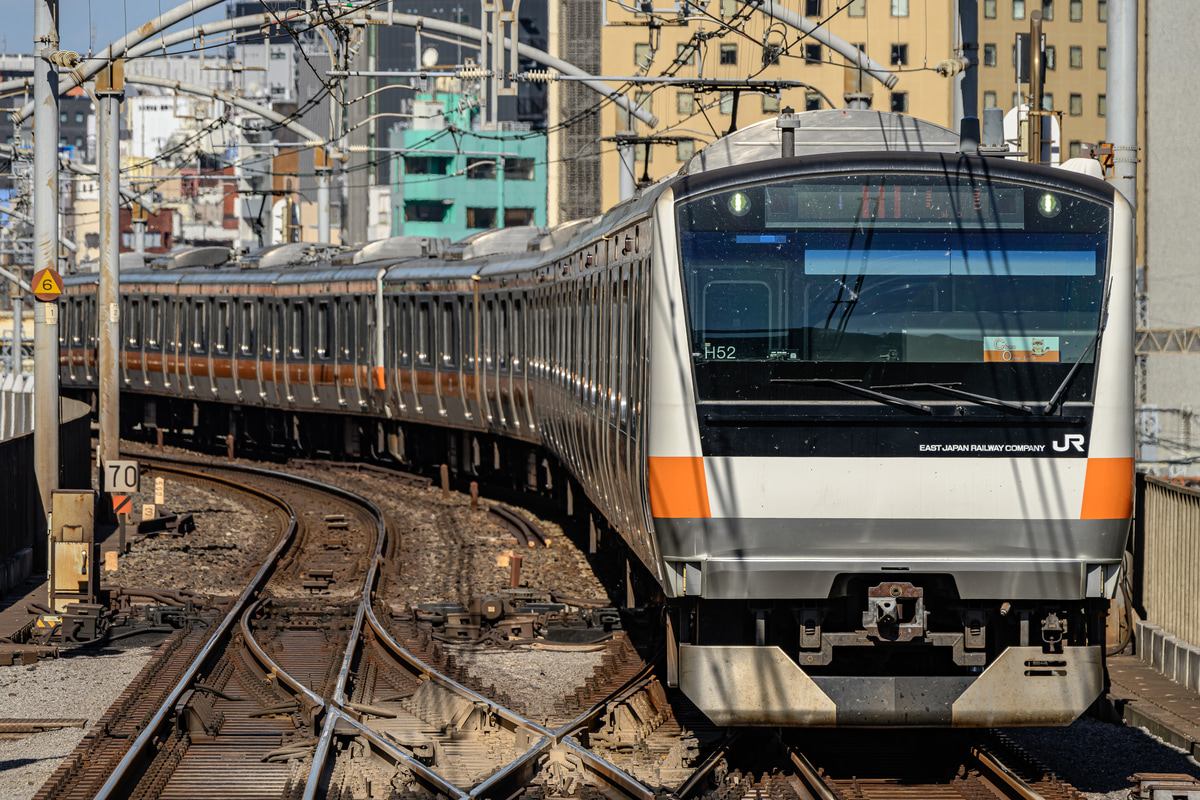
{"left": 1107, "top": 0, "right": 1138, "bottom": 209}
{"left": 316, "top": 146, "right": 331, "bottom": 242}
{"left": 32, "top": 0, "right": 60, "bottom": 535}
{"left": 97, "top": 60, "right": 124, "bottom": 527}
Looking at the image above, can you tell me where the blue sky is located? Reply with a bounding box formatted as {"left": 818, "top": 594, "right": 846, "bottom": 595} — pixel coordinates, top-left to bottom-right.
{"left": 5, "top": 1, "right": 227, "bottom": 59}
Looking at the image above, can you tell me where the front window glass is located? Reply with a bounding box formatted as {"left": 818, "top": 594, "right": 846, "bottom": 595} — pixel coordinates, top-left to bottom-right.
{"left": 677, "top": 172, "right": 1110, "bottom": 403}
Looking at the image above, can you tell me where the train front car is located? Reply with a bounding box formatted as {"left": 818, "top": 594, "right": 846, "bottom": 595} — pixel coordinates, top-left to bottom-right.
{"left": 648, "top": 138, "right": 1133, "bottom": 727}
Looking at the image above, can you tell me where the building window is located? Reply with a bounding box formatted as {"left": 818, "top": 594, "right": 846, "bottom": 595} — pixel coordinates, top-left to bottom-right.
{"left": 890, "top": 92, "right": 908, "bottom": 113}
{"left": 74, "top": 112, "right": 84, "bottom": 123}
{"left": 271, "top": 49, "right": 287, "bottom": 60}
{"left": 1098, "top": 94, "right": 1106, "bottom": 117}
{"left": 59, "top": 112, "right": 67, "bottom": 124}
{"left": 504, "top": 208, "right": 535, "bottom": 227}
{"left": 984, "top": 0, "right": 996, "bottom": 17}
{"left": 676, "top": 139, "right": 695, "bottom": 161}
{"left": 1069, "top": 93, "right": 1082, "bottom": 115}
{"left": 848, "top": 0, "right": 865, "bottom": 16}
{"left": 676, "top": 43, "right": 696, "bottom": 66}
{"left": 720, "top": 44, "right": 737, "bottom": 65}
{"left": 763, "top": 94, "right": 781, "bottom": 112}
{"left": 634, "top": 43, "right": 652, "bottom": 67}
{"left": 1041, "top": 0, "right": 1053, "bottom": 20}
{"left": 891, "top": 0, "right": 908, "bottom": 16}
{"left": 635, "top": 91, "right": 653, "bottom": 113}
{"left": 1069, "top": 0, "right": 1081, "bottom": 19}
{"left": 1070, "top": 46, "right": 1082, "bottom": 68}
{"left": 634, "top": 142, "right": 651, "bottom": 162}
{"left": 1098, "top": 0, "right": 1107, "bottom": 21}
{"left": 890, "top": 44, "right": 908, "bottom": 66}
{"left": 404, "top": 156, "right": 451, "bottom": 175}
{"left": 1069, "top": 141, "right": 1081, "bottom": 159}
{"left": 719, "top": 93, "right": 734, "bottom": 114}
{"left": 677, "top": 92, "right": 694, "bottom": 114}
{"left": 466, "top": 158, "right": 497, "bottom": 179}
{"left": 74, "top": 137, "right": 83, "bottom": 148}
{"left": 504, "top": 157, "right": 536, "bottom": 180}
{"left": 1042, "top": 93, "right": 1053, "bottom": 111}
{"left": 1098, "top": 47, "right": 1107, "bottom": 69}
{"left": 805, "top": 92, "right": 822, "bottom": 110}
{"left": 1013, "top": 0, "right": 1025, "bottom": 18}
{"left": 983, "top": 44, "right": 997, "bottom": 66}
{"left": 405, "top": 202, "right": 449, "bottom": 223}
{"left": 805, "top": 0, "right": 822, "bottom": 14}
{"left": 467, "top": 207, "right": 497, "bottom": 228}
{"left": 1012, "top": 43, "right": 1018, "bottom": 67}
{"left": 804, "top": 43, "right": 823, "bottom": 62}
{"left": 1045, "top": 45, "right": 1056, "bottom": 69}
{"left": 720, "top": 0, "right": 736, "bottom": 17}
{"left": 983, "top": 90, "right": 997, "bottom": 108}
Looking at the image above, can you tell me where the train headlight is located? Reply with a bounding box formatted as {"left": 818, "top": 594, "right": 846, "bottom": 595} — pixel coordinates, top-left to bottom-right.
{"left": 1036, "top": 192, "right": 1062, "bottom": 218}
{"left": 727, "top": 191, "right": 751, "bottom": 216}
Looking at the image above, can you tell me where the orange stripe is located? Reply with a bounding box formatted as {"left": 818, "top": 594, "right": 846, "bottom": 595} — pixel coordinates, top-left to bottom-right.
{"left": 1081, "top": 457, "right": 1134, "bottom": 520}
{"left": 373, "top": 367, "right": 385, "bottom": 391}
{"left": 648, "top": 456, "right": 711, "bottom": 519}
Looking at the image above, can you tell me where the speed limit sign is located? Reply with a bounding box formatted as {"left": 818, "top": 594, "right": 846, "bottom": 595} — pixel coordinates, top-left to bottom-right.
{"left": 104, "top": 460, "right": 141, "bottom": 493}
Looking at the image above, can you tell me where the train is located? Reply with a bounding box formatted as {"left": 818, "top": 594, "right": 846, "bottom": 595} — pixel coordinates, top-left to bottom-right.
{"left": 60, "top": 109, "right": 1134, "bottom": 727}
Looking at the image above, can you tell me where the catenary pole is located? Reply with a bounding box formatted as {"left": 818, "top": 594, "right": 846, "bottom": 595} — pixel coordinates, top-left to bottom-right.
{"left": 97, "top": 62, "right": 124, "bottom": 518}
{"left": 1107, "top": 0, "right": 1138, "bottom": 209}
{"left": 32, "top": 0, "right": 60, "bottom": 538}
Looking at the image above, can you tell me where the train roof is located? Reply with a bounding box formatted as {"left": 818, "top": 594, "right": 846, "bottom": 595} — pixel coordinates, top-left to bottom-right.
{"left": 679, "top": 109, "right": 961, "bottom": 174}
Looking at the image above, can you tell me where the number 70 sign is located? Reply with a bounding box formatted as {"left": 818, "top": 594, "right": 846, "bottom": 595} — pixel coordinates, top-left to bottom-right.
{"left": 104, "top": 460, "right": 141, "bottom": 494}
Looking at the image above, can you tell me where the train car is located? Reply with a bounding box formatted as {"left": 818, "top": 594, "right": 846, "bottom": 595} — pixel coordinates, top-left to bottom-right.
{"left": 59, "top": 109, "right": 1133, "bottom": 728}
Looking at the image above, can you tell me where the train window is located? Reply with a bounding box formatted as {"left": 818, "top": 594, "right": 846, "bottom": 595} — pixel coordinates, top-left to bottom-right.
{"left": 484, "top": 300, "right": 495, "bottom": 369}
{"left": 441, "top": 301, "right": 456, "bottom": 367}
{"left": 289, "top": 303, "right": 305, "bottom": 359}
{"left": 86, "top": 297, "right": 97, "bottom": 349}
{"left": 148, "top": 300, "right": 161, "bottom": 350}
{"left": 399, "top": 300, "right": 411, "bottom": 366}
{"left": 462, "top": 299, "right": 474, "bottom": 369}
{"left": 240, "top": 303, "right": 255, "bottom": 355}
{"left": 499, "top": 299, "right": 509, "bottom": 370}
{"left": 215, "top": 301, "right": 230, "bottom": 355}
{"left": 417, "top": 301, "right": 431, "bottom": 365}
{"left": 191, "top": 303, "right": 207, "bottom": 353}
{"left": 315, "top": 302, "right": 331, "bottom": 359}
{"left": 512, "top": 298, "right": 524, "bottom": 373}
{"left": 272, "top": 304, "right": 283, "bottom": 360}
{"left": 128, "top": 299, "right": 141, "bottom": 348}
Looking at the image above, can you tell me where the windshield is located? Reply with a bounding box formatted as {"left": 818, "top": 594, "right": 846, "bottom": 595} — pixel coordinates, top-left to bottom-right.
{"left": 677, "top": 172, "right": 1111, "bottom": 404}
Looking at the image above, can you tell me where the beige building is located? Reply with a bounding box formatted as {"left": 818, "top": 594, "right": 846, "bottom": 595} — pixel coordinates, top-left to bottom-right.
{"left": 551, "top": 0, "right": 962, "bottom": 216}
{"left": 976, "top": 0, "right": 1112, "bottom": 159}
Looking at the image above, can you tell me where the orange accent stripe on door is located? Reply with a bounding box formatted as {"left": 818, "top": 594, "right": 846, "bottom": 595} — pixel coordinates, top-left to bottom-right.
{"left": 373, "top": 367, "right": 386, "bottom": 391}
{"left": 648, "top": 457, "right": 711, "bottom": 519}
{"left": 1081, "top": 457, "right": 1134, "bottom": 520}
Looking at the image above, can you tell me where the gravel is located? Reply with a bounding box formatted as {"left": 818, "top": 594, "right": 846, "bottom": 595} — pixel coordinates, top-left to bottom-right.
{"left": 443, "top": 645, "right": 607, "bottom": 725}
{"left": 1004, "top": 715, "right": 1200, "bottom": 799}
{"left": 0, "top": 644, "right": 158, "bottom": 800}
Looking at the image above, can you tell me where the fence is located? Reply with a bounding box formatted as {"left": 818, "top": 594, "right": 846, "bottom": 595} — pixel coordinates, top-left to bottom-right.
{"left": 0, "top": 373, "right": 34, "bottom": 440}
{"left": 0, "top": 394, "right": 91, "bottom": 595}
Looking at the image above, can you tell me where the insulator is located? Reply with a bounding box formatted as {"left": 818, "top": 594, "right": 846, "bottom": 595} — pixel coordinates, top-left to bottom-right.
{"left": 49, "top": 50, "right": 80, "bottom": 68}
{"left": 523, "top": 70, "right": 556, "bottom": 83}
{"left": 457, "top": 67, "right": 491, "bottom": 79}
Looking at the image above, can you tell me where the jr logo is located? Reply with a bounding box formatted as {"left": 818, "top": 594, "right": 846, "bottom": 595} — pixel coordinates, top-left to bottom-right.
{"left": 1052, "top": 434, "right": 1086, "bottom": 453}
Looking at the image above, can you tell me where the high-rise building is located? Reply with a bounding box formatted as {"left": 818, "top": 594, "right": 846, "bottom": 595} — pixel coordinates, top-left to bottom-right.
{"left": 569, "top": 0, "right": 961, "bottom": 215}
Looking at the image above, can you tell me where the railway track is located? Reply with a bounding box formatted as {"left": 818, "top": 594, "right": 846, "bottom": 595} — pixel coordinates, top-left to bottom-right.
{"left": 29, "top": 453, "right": 1088, "bottom": 800}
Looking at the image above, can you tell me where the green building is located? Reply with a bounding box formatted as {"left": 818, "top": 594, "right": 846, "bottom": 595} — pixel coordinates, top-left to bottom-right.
{"left": 390, "top": 91, "right": 547, "bottom": 239}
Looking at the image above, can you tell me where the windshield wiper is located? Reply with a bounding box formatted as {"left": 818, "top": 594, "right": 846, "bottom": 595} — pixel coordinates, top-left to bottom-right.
{"left": 1040, "top": 330, "right": 1101, "bottom": 415}
{"left": 874, "top": 382, "right": 1035, "bottom": 415}
{"left": 772, "top": 378, "right": 933, "bottom": 414}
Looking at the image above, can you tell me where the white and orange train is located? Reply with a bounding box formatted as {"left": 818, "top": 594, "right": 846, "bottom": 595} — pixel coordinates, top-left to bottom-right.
{"left": 61, "top": 110, "right": 1133, "bottom": 727}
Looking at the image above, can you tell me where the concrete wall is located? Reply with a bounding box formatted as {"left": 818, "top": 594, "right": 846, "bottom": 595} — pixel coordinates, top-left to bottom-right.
{"left": 1143, "top": 0, "right": 1200, "bottom": 475}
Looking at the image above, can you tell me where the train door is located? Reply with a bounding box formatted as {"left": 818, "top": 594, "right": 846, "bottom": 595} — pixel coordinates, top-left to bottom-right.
{"left": 145, "top": 296, "right": 162, "bottom": 391}
{"left": 438, "top": 297, "right": 461, "bottom": 420}
{"left": 162, "top": 294, "right": 175, "bottom": 391}
{"left": 339, "top": 296, "right": 356, "bottom": 409}
{"left": 459, "top": 296, "right": 475, "bottom": 425}
{"left": 267, "top": 299, "right": 284, "bottom": 405}
{"left": 236, "top": 300, "right": 252, "bottom": 401}
{"left": 427, "top": 297, "right": 445, "bottom": 419}
{"left": 121, "top": 296, "right": 135, "bottom": 388}
{"left": 315, "top": 298, "right": 334, "bottom": 408}
{"left": 187, "top": 297, "right": 205, "bottom": 395}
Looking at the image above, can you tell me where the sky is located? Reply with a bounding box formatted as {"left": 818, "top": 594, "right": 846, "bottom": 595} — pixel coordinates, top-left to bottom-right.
{"left": 4, "top": 0, "right": 227, "bottom": 59}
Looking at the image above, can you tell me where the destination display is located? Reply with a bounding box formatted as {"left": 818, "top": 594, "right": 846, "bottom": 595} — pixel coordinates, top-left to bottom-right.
{"left": 764, "top": 182, "right": 1027, "bottom": 230}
